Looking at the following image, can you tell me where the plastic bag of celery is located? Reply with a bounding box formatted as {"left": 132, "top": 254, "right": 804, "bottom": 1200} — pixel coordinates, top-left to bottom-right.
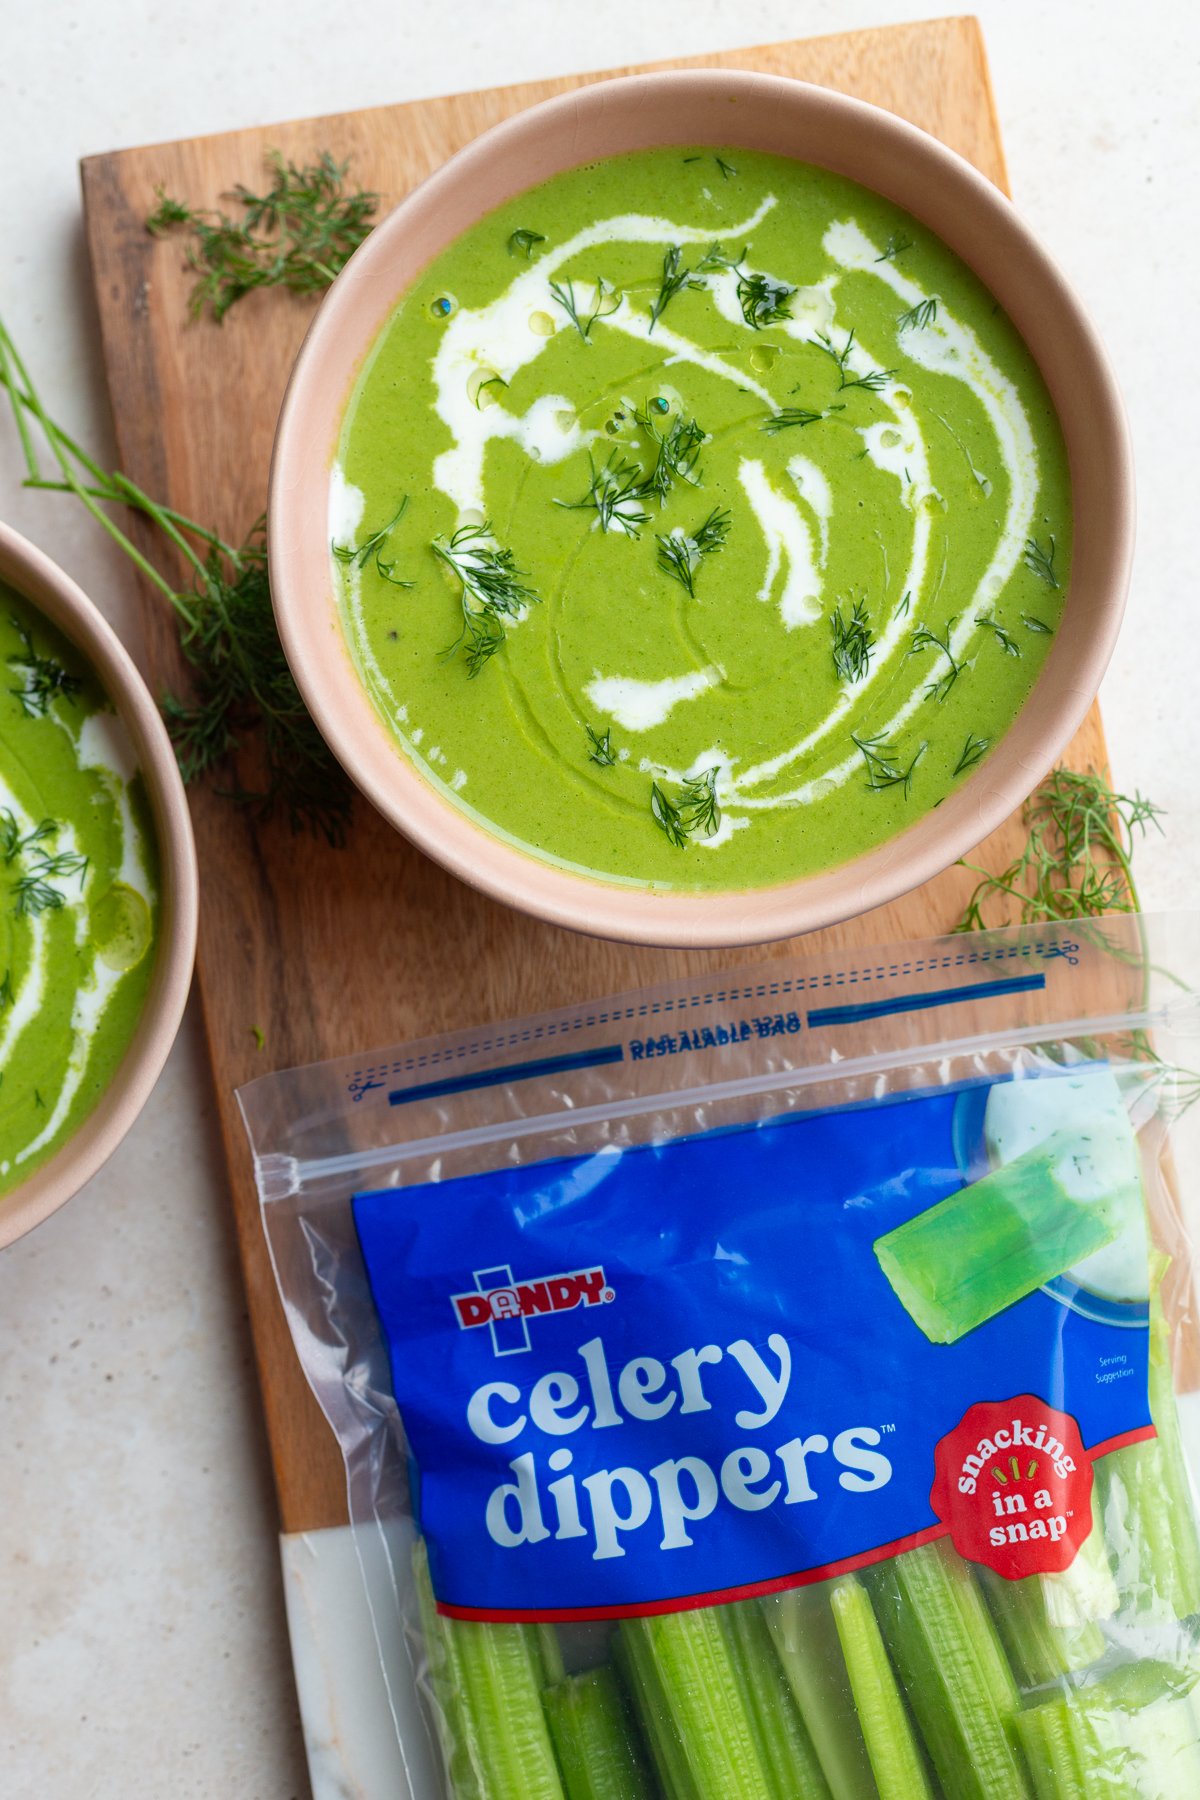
{"left": 240, "top": 915, "right": 1200, "bottom": 1800}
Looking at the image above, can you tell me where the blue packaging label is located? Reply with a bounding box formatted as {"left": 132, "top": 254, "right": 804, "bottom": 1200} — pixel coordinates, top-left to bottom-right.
{"left": 353, "top": 1067, "right": 1152, "bottom": 1621}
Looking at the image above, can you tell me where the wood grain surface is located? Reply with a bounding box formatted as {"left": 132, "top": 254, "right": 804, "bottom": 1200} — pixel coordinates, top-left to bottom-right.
{"left": 81, "top": 15, "right": 1108, "bottom": 1534}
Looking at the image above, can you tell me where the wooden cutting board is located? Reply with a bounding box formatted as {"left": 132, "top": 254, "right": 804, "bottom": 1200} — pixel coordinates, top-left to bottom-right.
{"left": 81, "top": 16, "right": 1106, "bottom": 1536}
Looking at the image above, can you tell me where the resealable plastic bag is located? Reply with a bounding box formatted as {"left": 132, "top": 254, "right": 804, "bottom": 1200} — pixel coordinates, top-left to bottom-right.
{"left": 241, "top": 913, "right": 1200, "bottom": 1800}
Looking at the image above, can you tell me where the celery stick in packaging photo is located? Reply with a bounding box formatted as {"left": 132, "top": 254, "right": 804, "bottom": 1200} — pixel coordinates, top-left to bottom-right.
{"left": 241, "top": 915, "right": 1200, "bottom": 1800}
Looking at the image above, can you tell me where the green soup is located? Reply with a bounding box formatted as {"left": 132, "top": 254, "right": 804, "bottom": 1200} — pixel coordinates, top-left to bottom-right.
{"left": 0, "top": 585, "right": 158, "bottom": 1192}
{"left": 333, "top": 147, "right": 1069, "bottom": 889}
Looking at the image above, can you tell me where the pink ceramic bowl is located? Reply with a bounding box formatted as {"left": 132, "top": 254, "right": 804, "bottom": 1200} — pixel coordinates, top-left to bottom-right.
{"left": 269, "top": 70, "right": 1132, "bottom": 948}
{"left": 0, "top": 525, "right": 198, "bottom": 1247}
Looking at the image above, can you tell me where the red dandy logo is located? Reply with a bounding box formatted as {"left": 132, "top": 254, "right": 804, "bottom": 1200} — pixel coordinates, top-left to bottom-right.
{"left": 930, "top": 1394, "right": 1094, "bottom": 1580}
{"left": 451, "top": 1264, "right": 613, "bottom": 1354}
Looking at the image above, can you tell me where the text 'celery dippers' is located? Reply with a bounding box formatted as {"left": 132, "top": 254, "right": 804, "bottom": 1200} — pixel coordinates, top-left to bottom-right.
{"left": 872, "top": 1124, "right": 1130, "bottom": 1344}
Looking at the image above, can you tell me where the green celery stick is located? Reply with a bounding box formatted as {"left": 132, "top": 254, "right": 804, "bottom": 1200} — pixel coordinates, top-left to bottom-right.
{"left": 1096, "top": 1300, "right": 1200, "bottom": 1623}
{"left": 871, "top": 1539, "right": 1032, "bottom": 1799}
{"left": 613, "top": 1619, "right": 702, "bottom": 1800}
{"left": 1013, "top": 1697, "right": 1087, "bottom": 1800}
{"left": 828, "top": 1575, "right": 934, "bottom": 1800}
{"left": 537, "top": 1623, "right": 567, "bottom": 1687}
{"left": 762, "top": 1584, "right": 878, "bottom": 1800}
{"left": 411, "top": 1539, "right": 565, "bottom": 1799}
{"left": 543, "top": 1666, "right": 656, "bottom": 1800}
{"left": 619, "top": 1611, "right": 777, "bottom": 1799}
{"left": 1017, "top": 1661, "right": 1200, "bottom": 1800}
{"left": 720, "top": 1601, "right": 833, "bottom": 1798}
{"left": 980, "top": 1495, "right": 1115, "bottom": 1688}
{"left": 873, "top": 1128, "right": 1124, "bottom": 1343}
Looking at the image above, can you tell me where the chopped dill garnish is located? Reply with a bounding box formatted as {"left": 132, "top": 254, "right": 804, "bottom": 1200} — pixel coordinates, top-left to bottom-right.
{"left": 897, "top": 297, "right": 938, "bottom": 332}
{"left": 1023, "top": 535, "right": 1060, "bottom": 588}
{"left": 813, "top": 330, "right": 896, "bottom": 393}
{"left": 7, "top": 618, "right": 84, "bottom": 718}
{"left": 761, "top": 405, "right": 843, "bottom": 433}
{"left": 33, "top": 1088, "right": 45, "bottom": 1109}
{"left": 13, "top": 845, "right": 89, "bottom": 917}
{"left": 695, "top": 244, "right": 794, "bottom": 328}
{"left": 655, "top": 509, "right": 731, "bottom": 596}
{"left": 633, "top": 405, "right": 706, "bottom": 500}
{"left": 975, "top": 612, "right": 1021, "bottom": 657}
{"left": 146, "top": 150, "right": 378, "bottom": 323}
{"left": 831, "top": 598, "right": 874, "bottom": 684}
{"left": 651, "top": 782, "right": 689, "bottom": 847}
{"left": 736, "top": 270, "right": 795, "bottom": 330}
{"left": 0, "top": 969, "right": 11, "bottom": 1007}
{"left": 548, "top": 276, "right": 621, "bottom": 342}
{"left": 715, "top": 157, "right": 738, "bottom": 180}
{"left": 649, "top": 244, "right": 704, "bottom": 332}
{"left": 332, "top": 495, "right": 413, "bottom": 586}
{"left": 507, "top": 228, "right": 546, "bottom": 258}
{"left": 956, "top": 766, "right": 1161, "bottom": 931}
{"left": 586, "top": 724, "right": 616, "bottom": 767}
{"left": 851, "top": 730, "right": 926, "bottom": 795}
{"left": 433, "top": 522, "right": 539, "bottom": 676}
{"left": 875, "top": 233, "right": 914, "bottom": 263}
{"left": 1023, "top": 614, "right": 1053, "bottom": 634}
{"left": 954, "top": 732, "right": 990, "bottom": 776}
{"left": 0, "top": 811, "right": 56, "bottom": 863}
{"left": 908, "top": 620, "right": 963, "bottom": 702}
{"left": 651, "top": 767, "right": 721, "bottom": 845}
{"left": 895, "top": 590, "right": 913, "bottom": 619}
{"left": 557, "top": 453, "right": 650, "bottom": 538}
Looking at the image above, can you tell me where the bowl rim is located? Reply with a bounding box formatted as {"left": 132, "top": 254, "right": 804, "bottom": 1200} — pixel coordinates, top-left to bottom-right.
{"left": 269, "top": 67, "right": 1133, "bottom": 949}
{"left": 0, "top": 522, "right": 198, "bottom": 1247}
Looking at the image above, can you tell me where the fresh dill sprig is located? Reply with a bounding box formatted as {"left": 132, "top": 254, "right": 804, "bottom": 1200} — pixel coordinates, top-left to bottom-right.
{"left": 831, "top": 598, "right": 874, "bottom": 684}
{"left": 508, "top": 228, "right": 546, "bottom": 258}
{"left": 715, "top": 157, "right": 738, "bottom": 180}
{"left": 761, "top": 405, "right": 843, "bottom": 434}
{"left": 680, "top": 766, "right": 721, "bottom": 835}
{"left": 7, "top": 617, "right": 84, "bottom": 718}
{"left": 12, "top": 845, "right": 89, "bottom": 917}
{"left": 649, "top": 244, "right": 704, "bottom": 332}
{"left": 146, "top": 150, "right": 378, "bottom": 323}
{"left": 650, "top": 767, "right": 721, "bottom": 845}
{"left": 954, "top": 732, "right": 990, "bottom": 777}
{"left": 694, "top": 244, "right": 794, "bottom": 328}
{"left": 0, "top": 812, "right": 56, "bottom": 863}
{"left": 0, "top": 316, "right": 354, "bottom": 846}
{"left": 548, "top": 276, "right": 621, "bottom": 342}
{"left": 897, "top": 297, "right": 938, "bottom": 332}
{"left": 909, "top": 620, "right": 963, "bottom": 702}
{"left": 736, "top": 270, "right": 795, "bottom": 330}
{"left": 813, "top": 330, "right": 896, "bottom": 393}
{"left": 332, "top": 495, "right": 413, "bottom": 586}
{"left": 433, "top": 522, "right": 539, "bottom": 676}
{"left": 956, "top": 766, "right": 1162, "bottom": 931}
{"left": 651, "top": 782, "right": 689, "bottom": 847}
{"left": 633, "top": 405, "right": 706, "bottom": 500}
{"left": 556, "top": 454, "right": 650, "bottom": 538}
{"left": 1023, "top": 614, "right": 1053, "bottom": 634}
{"left": 875, "top": 233, "right": 914, "bottom": 263}
{"left": 472, "top": 374, "right": 509, "bottom": 410}
{"left": 586, "top": 724, "right": 616, "bottom": 767}
{"left": 975, "top": 612, "right": 1021, "bottom": 657}
{"left": 655, "top": 509, "right": 731, "bottom": 596}
{"left": 1023, "top": 535, "right": 1060, "bottom": 588}
{"left": 895, "top": 590, "right": 913, "bottom": 619}
{"left": 851, "top": 730, "right": 926, "bottom": 796}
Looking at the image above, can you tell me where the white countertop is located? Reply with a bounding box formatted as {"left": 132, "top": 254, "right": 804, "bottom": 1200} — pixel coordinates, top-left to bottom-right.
{"left": 2, "top": 2, "right": 1197, "bottom": 1792}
